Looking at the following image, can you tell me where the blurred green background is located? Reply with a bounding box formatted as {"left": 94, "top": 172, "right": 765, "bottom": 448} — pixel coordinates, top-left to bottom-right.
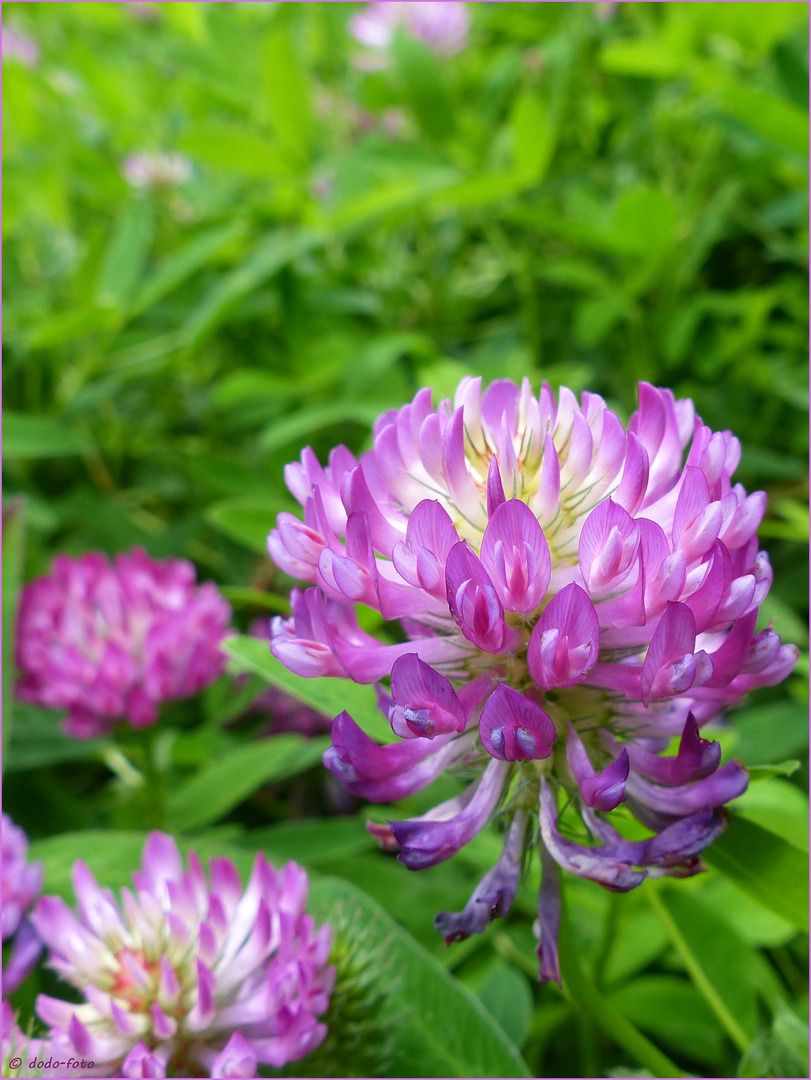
{"left": 2, "top": 3, "right": 808, "bottom": 1077}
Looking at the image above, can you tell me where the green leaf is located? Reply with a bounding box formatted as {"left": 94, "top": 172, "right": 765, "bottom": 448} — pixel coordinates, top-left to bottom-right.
{"left": 608, "top": 975, "right": 725, "bottom": 1068}
{"left": 647, "top": 888, "right": 760, "bottom": 1053}
{"left": 95, "top": 199, "right": 156, "bottom": 309}
{"left": 205, "top": 497, "right": 279, "bottom": 553}
{"left": 737, "top": 1002, "right": 810, "bottom": 1079}
{"left": 222, "top": 635, "right": 398, "bottom": 743}
{"left": 3, "top": 412, "right": 89, "bottom": 459}
{"left": 392, "top": 33, "right": 455, "bottom": 144}
{"left": 262, "top": 28, "right": 313, "bottom": 167}
{"left": 746, "top": 760, "right": 800, "bottom": 781}
{"left": 5, "top": 702, "right": 105, "bottom": 772}
{"left": 510, "top": 92, "right": 556, "bottom": 183}
{"left": 178, "top": 125, "right": 282, "bottom": 177}
{"left": 218, "top": 587, "right": 290, "bottom": 613}
{"left": 167, "top": 733, "right": 329, "bottom": 832}
{"left": 731, "top": 777, "right": 809, "bottom": 852}
{"left": 557, "top": 888, "right": 687, "bottom": 1079}
{"left": 474, "top": 960, "right": 534, "bottom": 1050}
{"left": 243, "top": 816, "right": 375, "bottom": 868}
{"left": 2, "top": 498, "right": 25, "bottom": 765}
{"left": 180, "top": 228, "right": 323, "bottom": 347}
{"left": 130, "top": 220, "right": 248, "bottom": 315}
{"left": 599, "top": 39, "right": 685, "bottom": 78}
{"left": 731, "top": 700, "right": 809, "bottom": 764}
{"left": 703, "top": 811, "right": 809, "bottom": 931}
{"left": 306, "top": 876, "right": 531, "bottom": 1077}
{"left": 258, "top": 400, "right": 383, "bottom": 453}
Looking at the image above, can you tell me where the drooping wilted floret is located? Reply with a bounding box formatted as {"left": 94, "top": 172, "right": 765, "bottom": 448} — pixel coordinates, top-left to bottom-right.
{"left": 267, "top": 377, "right": 797, "bottom": 979}
{"left": 32, "top": 833, "right": 334, "bottom": 1078}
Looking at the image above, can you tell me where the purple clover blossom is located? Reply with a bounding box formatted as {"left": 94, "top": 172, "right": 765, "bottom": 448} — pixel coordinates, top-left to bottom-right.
{"left": 350, "top": 2, "right": 469, "bottom": 58}
{"left": 2, "top": 815, "right": 44, "bottom": 995}
{"left": 15, "top": 549, "right": 232, "bottom": 739}
{"left": 266, "top": 377, "right": 798, "bottom": 981}
{"left": 31, "top": 833, "right": 334, "bottom": 1078}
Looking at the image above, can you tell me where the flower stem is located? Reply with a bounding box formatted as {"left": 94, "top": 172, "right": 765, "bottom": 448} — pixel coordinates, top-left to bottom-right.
{"left": 558, "top": 883, "right": 688, "bottom": 1078}
{"left": 647, "top": 887, "right": 752, "bottom": 1055}
{"left": 139, "top": 723, "right": 168, "bottom": 831}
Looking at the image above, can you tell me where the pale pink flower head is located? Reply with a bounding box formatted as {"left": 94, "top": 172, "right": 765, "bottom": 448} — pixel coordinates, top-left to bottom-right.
{"left": 268, "top": 377, "right": 797, "bottom": 981}
{"left": 350, "top": 2, "right": 469, "bottom": 57}
{"left": 2, "top": 26, "right": 39, "bottom": 67}
{"left": 2, "top": 815, "right": 44, "bottom": 994}
{"left": 16, "top": 548, "right": 232, "bottom": 738}
{"left": 122, "top": 152, "right": 192, "bottom": 190}
{"left": 31, "top": 833, "right": 334, "bottom": 1078}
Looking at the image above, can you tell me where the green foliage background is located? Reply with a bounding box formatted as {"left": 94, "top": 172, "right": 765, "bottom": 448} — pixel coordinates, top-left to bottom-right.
{"left": 2, "top": 3, "right": 808, "bottom": 1078}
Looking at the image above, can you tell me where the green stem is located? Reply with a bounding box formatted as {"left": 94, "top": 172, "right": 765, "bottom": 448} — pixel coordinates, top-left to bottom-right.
{"left": 558, "top": 884, "right": 687, "bottom": 1079}
{"left": 140, "top": 723, "right": 168, "bottom": 830}
{"left": 592, "top": 889, "right": 622, "bottom": 989}
{"left": 647, "top": 887, "right": 751, "bottom": 1055}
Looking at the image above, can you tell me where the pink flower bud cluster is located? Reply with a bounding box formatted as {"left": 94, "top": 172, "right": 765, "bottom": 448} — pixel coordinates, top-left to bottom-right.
{"left": 31, "top": 833, "right": 334, "bottom": 1078}
{"left": 267, "top": 377, "right": 797, "bottom": 979}
{"left": 16, "top": 549, "right": 232, "bottom": 738}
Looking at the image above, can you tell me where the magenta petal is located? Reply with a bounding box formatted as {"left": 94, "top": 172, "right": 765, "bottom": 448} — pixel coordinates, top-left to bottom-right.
{"left": 435, "top": 811, "right": 527, "bottom": 944}
{"left": 626, "top": 760, "right": 749, "bottom": 815}
{"left": 446, "top": 542, "right": 521, "bottom": 654}
{"left": 527, "top": 583, "right": 599, "bottom": 690}
{"left": 121, "top": 1042, "right": 167, "bottom": 1079}
{"left": 641, "top": 602, "right": 710, "bottom": 702}
{"left": 391, "top": 759, "right": 509, "bottom": 869}
{"left": 1, "top": 918, "right": 42, "bottom": 995}
{"left": 579, "top": 499, "right": 640, "bottom": 597}
{"left": 389, "top": 653, "right": 466, "bottom": 738}
{"left": 566, "top": 726, "right": 628, "bottom": 810}
{"left": 537, "top": 838, "right": 562, "bottom": 986}
{"left": 324, "top": 710, "right": 449, "bottom": 784}
{"left": 539, "top": 778, "right": 646, "bottom": 892}
{"left": 479, "top": 685, "right": 555, "bottom": 762}
{"left": 210, "top": 1032, "right": 258, "bottom": 1079}
{"left": 486, "top": 456, "right": 507, "bottom": 518}
{"left": 622, "top": 714, "right": 721, "bottom": 786}
{"left": 480, "top": 500, "right": 551, "bottom": 613}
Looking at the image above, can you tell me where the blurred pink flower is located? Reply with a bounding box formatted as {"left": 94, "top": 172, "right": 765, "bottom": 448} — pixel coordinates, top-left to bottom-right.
{"left": 32, "top": 832, "right": 334, "bottom": 1078}
{"left": 122, "top": 152, "right": 192, "bottom": 190}
{"left": 2, "top": 26, "right": 38, "bottom": 67}
{"left": 16, "top": 548, "right": 231, "bottom": 738}
{"left": 2, "top": 815, "right": 44, "bottom": 995}
{"left": 350, "top": 2, "right": 469, "bottom": 59}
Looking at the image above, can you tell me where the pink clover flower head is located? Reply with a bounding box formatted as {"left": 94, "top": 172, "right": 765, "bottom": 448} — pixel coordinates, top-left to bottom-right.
{"left": 2, "top": 26, "right": 39, "bottom": 67}
{"left": 31, "top": 833, "right": 334, "bottom": 1078}
{"left": 2, "top": 814, "right": 44, "bottom": 995}
{"left": 15, "top": 548, "right": 232, "bottom": 738}
{"left": 122, "top": 152, "right": 192, "bottom": 190}
{"left": 350, "top": 2, "right": 469, "bottom": 56}
{"left": 268, "top": 377, "right": 798, "bottom": 981}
